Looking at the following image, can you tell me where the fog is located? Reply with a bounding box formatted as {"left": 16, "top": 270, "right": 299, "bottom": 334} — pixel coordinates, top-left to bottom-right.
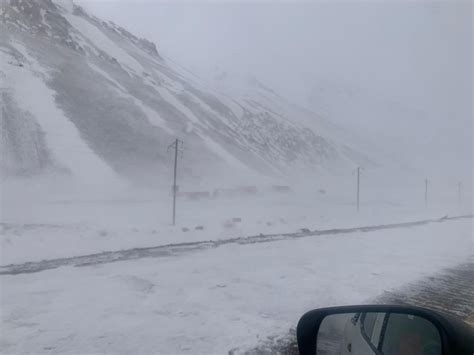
{"left": 2, "top": 1, "right": 474, "bottom": 352}
{"left": 78, "top": 0, "right": 472, "bottom": 182}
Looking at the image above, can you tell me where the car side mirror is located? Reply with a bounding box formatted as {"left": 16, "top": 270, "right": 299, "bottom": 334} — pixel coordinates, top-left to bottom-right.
{"left": 297, "top": 305, "right": 474, "bottom": 355}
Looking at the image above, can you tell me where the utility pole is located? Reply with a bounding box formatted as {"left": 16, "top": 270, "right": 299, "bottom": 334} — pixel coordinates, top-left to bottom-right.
{"left": 356, "top": 167, "right": 360, "bottom": 213}
{"left": 168, "top": 138, "right": 183, "bottom": 225}
{"left": 424, "top": 178, "right": 428, "bottom": 209}
{"left": 458, "top": 182, "right": 462, "bottom": 209}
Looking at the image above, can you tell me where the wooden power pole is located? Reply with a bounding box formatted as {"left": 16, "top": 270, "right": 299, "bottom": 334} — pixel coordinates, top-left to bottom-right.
{"left": 425, "top": 178, "right": 428, "bottom": 209}
{"left": 356, "top": 167, "right": 360, "bottom": 213}
{"left": 168, "top": 139, "right": 182, "bottom": 225}
{"left": 458, "top": 181, "right": 462, "bottom": 209}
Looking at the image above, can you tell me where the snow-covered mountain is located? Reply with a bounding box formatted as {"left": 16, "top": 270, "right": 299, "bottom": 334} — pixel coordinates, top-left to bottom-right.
{"left": 302, "top": 77, "right": 439, "bottom": 172}
{"left": 209, "top": 68, "right": 379, "bottom": 169}
{"left": 0, "top": 0, "right": 375, "bottom": 186}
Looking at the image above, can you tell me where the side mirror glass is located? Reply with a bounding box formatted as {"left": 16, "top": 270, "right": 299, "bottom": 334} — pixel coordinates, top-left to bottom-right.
{"left": 317, "top": 312, "right": 442, "bottom": 355}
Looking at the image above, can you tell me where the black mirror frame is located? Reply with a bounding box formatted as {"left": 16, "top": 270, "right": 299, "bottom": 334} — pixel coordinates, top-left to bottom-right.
{"left": 297, "top": 304, "right": 473, "bottom": 355}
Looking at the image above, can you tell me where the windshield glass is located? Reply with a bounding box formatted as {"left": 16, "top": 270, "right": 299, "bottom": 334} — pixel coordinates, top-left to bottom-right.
{"left": 1, "top": 0, "right": 472, "bottom": 354}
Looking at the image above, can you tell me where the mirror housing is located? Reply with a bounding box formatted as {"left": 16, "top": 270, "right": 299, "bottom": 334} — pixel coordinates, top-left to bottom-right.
{"left": 297, "top": 305, "right": 474, "bottom": 355}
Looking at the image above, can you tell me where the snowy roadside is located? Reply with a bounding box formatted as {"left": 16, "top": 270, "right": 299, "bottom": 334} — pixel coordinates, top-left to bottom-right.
{"left": 1, "top": 215, "right": 470, "bottom": 275}
{"left": 241, "top": 260, "right": 474, "bottom": 355}
{"left": 1, "top": 218, "right": 472, "bottom": 354}
{"left": 1, "top": 188, "right": 469, "bottom": 265}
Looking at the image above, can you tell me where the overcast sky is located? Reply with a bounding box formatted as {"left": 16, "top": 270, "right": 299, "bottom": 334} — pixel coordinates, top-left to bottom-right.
{"left": 77, "top": 0, "right": 472, "bottom": 178}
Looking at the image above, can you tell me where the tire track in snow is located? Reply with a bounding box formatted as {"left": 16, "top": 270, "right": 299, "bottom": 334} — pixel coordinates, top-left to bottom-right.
{"left": 1, "top": 214, "right": 472, "bottom": 276}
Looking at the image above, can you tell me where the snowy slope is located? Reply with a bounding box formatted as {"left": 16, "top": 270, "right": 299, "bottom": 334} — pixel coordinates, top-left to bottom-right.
{"left": 1, "top": 40, "right": 122, "bottom": 185}
{"left": 0, "top": 0, "right": 375, "bottom": 185}
{"left": 302, "top": 77, "right": 438, "bottom": 172}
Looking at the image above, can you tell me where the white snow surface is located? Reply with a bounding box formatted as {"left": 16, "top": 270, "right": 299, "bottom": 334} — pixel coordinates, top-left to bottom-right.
{"left": 1, "top": 171, "right": 472, "bottom": 353}
{"left": 86, "top": 63, "right": 173, "bottom": 135}
{"left": 65, "top": 12, "right": 144, "bottom": 76}
{"left": 1, "top": 219, "right": 472, "bottom": 354}
{"left": 1, "top": 176, "right": 472, "bottom": 265}
{"left": 155, "top": 86, "right": 201, "bottom": 126}
{"left": 2, "top": 41, "right": 123, "bottom": 187}
{"left": 52, "top": 0, "right": 74, "bottom": 14}
{"left": 199, "top": 135, "right": 254, "bottom": 174}
{"left": 87, "top": 62, "right": 127, "bottom": 92}
{"left": 1, "top": 5, "right": 472, "bottom": 352}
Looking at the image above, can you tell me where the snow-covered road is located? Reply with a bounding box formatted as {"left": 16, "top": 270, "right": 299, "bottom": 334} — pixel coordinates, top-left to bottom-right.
{"left": 3, "top": 182, "right": 470, "bottom": 265}
{"left": 0, "top": 215, "right": 471, "bottom": 275}
{"left": 1, "top": 218, "right": 472, "bottom": 354}
{"left": 247, "top": 260, "right": 474, "bottom": 355}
